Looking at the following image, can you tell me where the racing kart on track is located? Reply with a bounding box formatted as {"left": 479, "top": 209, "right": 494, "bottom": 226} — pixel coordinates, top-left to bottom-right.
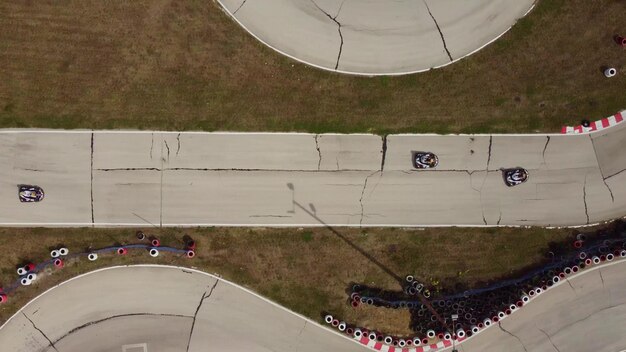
{"left": 18, "top": 185, "right": 45, "bottom": 202}
{"left": 411, "top": 151, "right": 439, "bottom": 169}
{"left": 502, "top": 168, "right": 528, "bottom": 187}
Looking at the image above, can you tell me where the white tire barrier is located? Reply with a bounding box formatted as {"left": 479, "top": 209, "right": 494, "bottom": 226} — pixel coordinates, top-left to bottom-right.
{"left": 384, "top": 336, "right": 393, "bottom": 345}
{"left": 398, "top": 339, "right": 406, "bottom": 347}
{"left": 593, "top": 256, "right": 601, "bottom": 265}
{"left": 426, "top": 330, "right": 436, "bottom": 339}
{"left": 443, "top": 332, "right": 451, "bottom": 340}
{"left": 405, "top": 275, "right": 414, "bottom": 283}
{"left": 338, "top": 322, "right": 346, "bottom": 332}
{"left": 353, "top": 329, "right": 362, "bottom": 338}
{"left": 368, "top": 332, "right": 377, "bottom": 341}
{"left": 483, "top": 318, "right": 492, "bottom": 327}
{"left": 521, "top": 295, "right": 530, "bottom": 303}
{"left": 456, "top": 329, "right": 466, "bottom": 339}
{"left": 27, "top": 273, "right": 37, "bottom": 282}
{"left": 606, "top": 253, "right": 614, "bottom": 261}
{"left": 17, "top": 267, "right": 27, "bottom": 276}
{"left": 564, "top": 267, "right": 572, "bottom": 275}
{"left": 20, "top": 277, "right": 31, "bottom": 286}
{"left": 471, "top": 325, "right": 480, "bottom": 334}
{"left": 324, "top": 315, "right": 333, "bottom": 324}
{"left": 88, "top": 253, "right": 98, "bottom": 261}
{"left": 552, "top": 276, "right": 560, "bottom": 284}
{"left": 58, "top": 248, "right": 69, "bottom": 256}
{"left": 149, "top": 248, "right": 159, "bottom": 257}
{"left": 535, "top": 287, "right": 543, "bottom": 295}
{"left": 50, "top": 249, "right": 60, "bottom": 258}
{"left": 186, "top": 250, "right": 195, "bottom": 259}
{"left": 621, "top": 250, "right": 626, "bottom": 257}
{"left": 413, "top": 337, "right": 421, "bottom": 346}
{"left": 497, "top": 311, "right": 506, "bottom": 319}
{"left": 604, "top": 67, "right": 617, "bottom": 78}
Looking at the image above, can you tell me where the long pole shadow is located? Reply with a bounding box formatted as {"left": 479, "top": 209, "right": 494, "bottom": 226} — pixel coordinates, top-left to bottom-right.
{"left": 292, "top": 200, "right": 404, "bottom": 285}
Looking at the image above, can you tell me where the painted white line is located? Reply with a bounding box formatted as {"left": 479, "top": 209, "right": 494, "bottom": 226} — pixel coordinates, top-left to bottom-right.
{"left": 215, "top": 1, "right": 536, "bottom": 76}
{"left": 0, "top": 264, "right": 367, "bottom": 350}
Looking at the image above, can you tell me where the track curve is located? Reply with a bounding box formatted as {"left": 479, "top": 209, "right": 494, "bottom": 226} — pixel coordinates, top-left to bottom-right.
{"left": 217, "top": 0, "right": 535, "bottom": 75}
{"left": 0, "top": 265, "right": 367, "bottom": 352}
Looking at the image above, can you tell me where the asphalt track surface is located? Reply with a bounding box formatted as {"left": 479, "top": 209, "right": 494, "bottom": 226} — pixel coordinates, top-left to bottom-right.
{"left": 1, "top": 123, "right": 625, "bottom": 227}
{"left": 1, "top": 263, "right": 625, "bottom": 352}
{"left": 217, "top": 0, "right": 535, "bottom": 75}
{"left": 0, "top": 265, "right": 367, "bottom": 352}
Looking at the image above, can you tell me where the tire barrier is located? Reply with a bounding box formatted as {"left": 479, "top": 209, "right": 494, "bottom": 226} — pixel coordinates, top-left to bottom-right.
{"left": 136, "top": 231, "right": 146, "bottom": 240}
{"left": 150, "top": 237, "right": 161, "bottom": 247}
{"left": 1, "top": 230, "right": 196, "bottom": 301}
{"left": 340, "top": 224, "right": 626, "bottom": 348}
{"left": 604, "top": 67, "right": 617, "bottom": 78}
{"left": 615, "top": 35, "right": 626, "bottom": 47}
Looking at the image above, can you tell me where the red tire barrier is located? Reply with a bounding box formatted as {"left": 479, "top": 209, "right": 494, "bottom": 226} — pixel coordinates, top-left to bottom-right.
{"left": 615, "top": 35, "right": 626, "bottom": 46}
{"left": 351, "top": 300, "right": 359, "bottom": 308}
{"left": 505, "top": 309, "right": 512, "bottom": 315}
{"left": 572, "top": 265, "right": 579, "bottom": 273}
{"left": 585, "top": 258, "right": 593, "bottom": 265}
{"left": 0, "top": 294, "right": 7, "bottom": 304}
{"left": 600, "top": 255, "right": 606, "bottom": 262}
{"left": 331, "top": 319, "right": 339, "bottom": 327}
{"left": 346, "top": 327, "right": 353, "bottom": 335}
{"left": 54, "top": 258, "right": 64, "bottom": 268}
{"left": 150, "top": 238, "right": 160, "bottom": 247}
{"left": 186, "top": 240, "right": 196, "bottom": 250}
{"left": 117, "top": 248, "right": 127, "bottom": 255}
{"left": 492, "top": 316, "right": 499, "bottom": 323}
{"left": 516, "top": 300, "right": 524, "bottom": 307}
{"left": 437, "top": 332, "right": 444, "bottom": 340}
{"left": 573, "top": 240, "right": 583, "bottom": 248}
{"left": 186, "top": 250, "right": 195, "bottom": 258}
{"left": 25, "top": 263, "right": 35, "bottom": 272}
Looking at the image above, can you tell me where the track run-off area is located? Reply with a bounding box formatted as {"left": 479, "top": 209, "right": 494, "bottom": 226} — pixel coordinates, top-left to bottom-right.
{"left": 217, "top": 0, "right": 535, "bottom": 75}
{"left": 1, "top": 116, "right": 625, "bottom": 228}
{"left": 1, "top": 262, "right": 625, "bottom": 352}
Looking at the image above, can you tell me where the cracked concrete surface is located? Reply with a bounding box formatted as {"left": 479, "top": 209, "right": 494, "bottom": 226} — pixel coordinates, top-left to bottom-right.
{"left": 442, "top": 260, "right": 626, "bottom": 352}
{"left": 0, "top": 266, "right": 370, "bottom": 352}
{"left": 0, "top": 122, "right": 625, "bottom": 227}
{"left": 217, "top": 0, "right": 534, "bottom": 74}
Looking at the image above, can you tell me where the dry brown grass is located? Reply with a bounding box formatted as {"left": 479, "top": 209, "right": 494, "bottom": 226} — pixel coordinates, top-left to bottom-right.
{"left": 0, "top": 226, "right": 574, "bottom": 334}
{"left": 0, "top": 0, "right": 625, "bottom": 133}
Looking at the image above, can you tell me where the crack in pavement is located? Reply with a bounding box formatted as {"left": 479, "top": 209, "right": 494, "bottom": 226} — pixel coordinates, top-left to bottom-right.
{"left": 160, "top": 140, "right": 164, "bottom": 228}
{"left": 582, "top": 174, "right": 589, "bottom": 224}
{"left": 164, "top": 140, "right": 171, "bottom": 162}
{"left": 150, "top": 133, "right": 154, "bottom": 159}
{"left": 604, "top": 168, "right": 626, "bottom": 180}
{"left": 90, "top": 132, "right": 95, "bottom": 225}
{"left": 380, "top": 135, "right": 388, "bottom": 172}
{"left": 176, "top": 133, "right": 181, "bottom": 155}
{"left": 550, "top": 303, "right": 621, "bottom": 336}
{"left": 423, "top": 0, "right": 453, "bottom": 61}
{"left": 537, "top": 327, "right": 561, "bottom": 352}
{"left": 564, "top": 277, "right": 577, "bottom": 296}
{"left": 314, "top": 134, "right": 322, "bottom": 170}
{"left": 23, "top": 313, "right": 60, "bottom": 352}
{"left": 602, "top": 177, "right": 615, "bottom": 203}
{"left": 599, "top": 269, "right": 605, "bottom": 289}
{"left": 53, "top": 312, "right": 191, "bottom": 345}
{"left": 310, "top": 0, "right": 344, "bottom": 69}
{"left": 186, "top": 280, "right": 220, "bottom": 352}
{"left": 359, "top": 171, "right": 379, "bottom": 227}
{"left": 542, "top": 136, "right": 550, "bottom": 165}
{"left": 498, "top": 322, "right": 528, "bottom": 352}
{"left": 232, "top": 0, "right": 247, "bottom": 15}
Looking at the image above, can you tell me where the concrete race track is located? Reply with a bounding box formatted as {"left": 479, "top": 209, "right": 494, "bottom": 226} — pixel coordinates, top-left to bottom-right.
{"left": 0, "top": 266, "right": 368, "bottom": 352}
{"left": 2, "top": 262, "right": 625, "bottom": 352}
{"left": 217, "top": 0, "right": 535, "bottom": 75}
{"left": 442, "top": 259, "right": 626, "bottom": 352}
{"left": 0, "top": 122, "right": 625, "bottom": 227}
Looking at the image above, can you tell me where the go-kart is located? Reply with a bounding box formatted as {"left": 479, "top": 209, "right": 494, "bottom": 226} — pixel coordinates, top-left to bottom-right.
{"left": 502, "top": 168, "right": 528, "bottom": 187}
{"left": 18, "top": 185, "right": 45, "bottom": 202}
{"left": 411, "top": 151, "right": 439, "bottom": 169}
